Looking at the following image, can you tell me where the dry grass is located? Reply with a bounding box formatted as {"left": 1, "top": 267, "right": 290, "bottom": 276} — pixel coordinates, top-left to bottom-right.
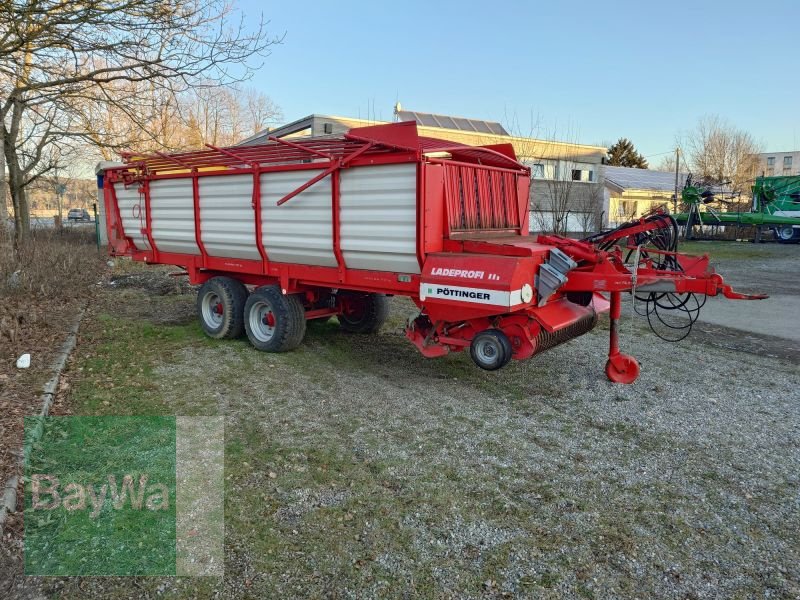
{"left": 0, "top": 226, "right": 103, "bottom": 300}
{"left": 0, "top": 225, "right": 106, "bottom": 508}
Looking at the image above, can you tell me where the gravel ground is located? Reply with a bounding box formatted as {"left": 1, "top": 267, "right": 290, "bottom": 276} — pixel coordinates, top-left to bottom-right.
{"left": 2, "top": 243, "right": 798, "bottom": 599}
{"left": 688, "top": 242, "right": 800, "bottom": 345}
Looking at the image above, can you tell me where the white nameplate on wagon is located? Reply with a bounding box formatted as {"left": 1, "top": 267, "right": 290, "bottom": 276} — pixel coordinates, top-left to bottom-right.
{"left": 420, "top": 283, "right": 523, "bottom": 307}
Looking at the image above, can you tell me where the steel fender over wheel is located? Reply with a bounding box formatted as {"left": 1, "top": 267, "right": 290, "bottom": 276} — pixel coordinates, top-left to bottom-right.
{"left": 338, "top": 292, "right": 390, "bottom": 334}
{"left": 244, "top": 285, "right": 307, "bottom": 352}
{"left": 196, "top": 276, "right": 248, "bottom": 339}
{"left": 470, "top": 329, "right": 513, "bottom": 371}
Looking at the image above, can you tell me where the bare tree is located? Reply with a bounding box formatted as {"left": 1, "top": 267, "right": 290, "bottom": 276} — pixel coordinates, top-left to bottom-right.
{"left": 1, "top": 0, "right": 281, "bottom": 247}
{"left": 526, "top": 138, "right": 601, "bottom": 235}
{"left": 617, "top": 198, "right": 640, "bottom": 224}
{"left": 178, "top": 86, "right": 281, "bottom": 148}
{"left": 575, "top": 180, "right": 604, "bottom": 233}
{"left": 501, "top": 115, "right": 605, "bottom": 236}
{"left": 681, "top": 116, "right": 761, "bottom": 194}
{"left": 243, "top": 88, "right": 282, "bottom": 138}
{"left": 655, "top": 153, "right": 677, "bottom": 174}
{"left": 540, "top": 156, "right": 578, "bottom": 235}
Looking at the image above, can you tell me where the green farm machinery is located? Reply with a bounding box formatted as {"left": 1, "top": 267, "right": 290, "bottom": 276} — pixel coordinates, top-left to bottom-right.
{"left": 673, "top": 174, "right": 800, "bottom": 242}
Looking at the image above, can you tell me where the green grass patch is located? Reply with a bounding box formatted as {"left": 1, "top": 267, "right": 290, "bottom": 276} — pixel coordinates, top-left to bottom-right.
{"left": 70, "top": 309, "right": 216, "bottom": 416}
{"left": 679, "top": 240, "right": 783, "bottom": 260}
{"left": 24, "top": 416, "right": 176, "bottom": 576}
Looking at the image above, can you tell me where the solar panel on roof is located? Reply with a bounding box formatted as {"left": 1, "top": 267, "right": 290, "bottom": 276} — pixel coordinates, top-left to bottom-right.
{"left": 488, "top": 123, "right": 507, "bottom": 135}
{"left": 453, "top": 118, "right": 474, "bottom": 131}
{"left": 418, "top": 113, "right": 438, "bottom": 127}
{"left": 605, "top": 166, "right": 688, "bottom": 191}
{"left": 396, "top": 110, "right": 509, "bottom": 135}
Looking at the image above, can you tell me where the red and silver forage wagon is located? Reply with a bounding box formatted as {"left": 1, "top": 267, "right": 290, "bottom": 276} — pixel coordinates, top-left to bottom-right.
{"left": 100, "top": 121, "right": 763, "bottom": 383}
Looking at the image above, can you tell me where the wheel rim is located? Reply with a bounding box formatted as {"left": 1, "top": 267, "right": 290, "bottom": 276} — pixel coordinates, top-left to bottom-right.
{"left": 340, "top": 296, "right": 366, "bottom": 324}
{"left": 474, "top": 337, "right": 500, "bottom": 366}
{"left": 249, "top": 300, "right": 276, "bottom": 342}
{"left": 780, "top": 226, "right": 794, "bottom": 240}
{"left": 605, "top": 354, "right": 640, "bottom": 384}
{"left": 201, "top": 292, "right": 224, "bottom": 327}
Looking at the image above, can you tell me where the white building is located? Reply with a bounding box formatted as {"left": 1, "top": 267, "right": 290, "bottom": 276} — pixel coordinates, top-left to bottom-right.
{"left": 755, "top": 151, "right": 800, "bottom": 177}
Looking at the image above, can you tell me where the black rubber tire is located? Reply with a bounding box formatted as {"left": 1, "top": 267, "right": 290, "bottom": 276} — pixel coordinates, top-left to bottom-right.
{"left": 470, "top": 329, "right": 513, "bottom": 371}
{"left": 196, "top": 276, "right": 248, "bottom": 339}
{"left": 337, "top": 292, "right": 390, "bottom": 334}
{"left": 775, "top": 225, "right": 799, "bottom": 244}
{"left": 243, "top": 285, "right": 307, "bottom": 352}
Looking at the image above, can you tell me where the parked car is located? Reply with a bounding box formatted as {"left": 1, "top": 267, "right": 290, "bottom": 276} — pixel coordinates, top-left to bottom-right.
{"left": 67, "top": 208, "right": 91, "bottom": 222}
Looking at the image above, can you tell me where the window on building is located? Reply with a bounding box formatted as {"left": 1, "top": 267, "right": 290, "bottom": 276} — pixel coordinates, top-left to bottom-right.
{"left": 570, "top": 168, "right": 594, "bottom": 182}
{"left": 618, "top": 200, "right": 637, "bottom": 218}
{"left": 767, "top": 157, "right": 775, "bottom": 166}
{"left": 784, "top": 156, "right": 793, "bottom": 167}
{"left": 767, "top": 168, "right": 775, "bottom": 176}
{"left": 568, "top": 161, "right": 595, "bottom": 182}
{"left": 528, "top": 159, "right": 595, "bottom": 181}
{"left": 529, "top": 159, "right": 557, "bottom": 180}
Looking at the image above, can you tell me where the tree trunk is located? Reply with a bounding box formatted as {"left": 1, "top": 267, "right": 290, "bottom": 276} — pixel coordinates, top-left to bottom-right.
{"left": 0, "top": 133, "right": 7, "bottom": 224}
{"left": 4, "top": 130, "right": 30, "bottom": 247}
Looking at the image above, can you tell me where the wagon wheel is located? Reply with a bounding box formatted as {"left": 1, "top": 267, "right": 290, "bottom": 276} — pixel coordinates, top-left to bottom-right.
{"left": 243, "top": 285, "right": 307, "bottom": 352}
{"left": 196, "top": 276, "right": 248, "bottom": 339}
{"left": 470, "top": 329, "right": 513, "bottom": 371}
{"left": 337, "top": 292, "right": 389, "bottom": 334}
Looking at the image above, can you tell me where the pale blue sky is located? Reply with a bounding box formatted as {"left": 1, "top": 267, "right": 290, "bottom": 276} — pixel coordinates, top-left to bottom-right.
{"left": 242, "top": 0, "right": 799, "bottom": 159}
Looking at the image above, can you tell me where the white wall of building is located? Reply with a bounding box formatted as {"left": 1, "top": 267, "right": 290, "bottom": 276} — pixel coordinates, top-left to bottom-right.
{"left": 757, "top": 151, "right": 800, "bottom": 177}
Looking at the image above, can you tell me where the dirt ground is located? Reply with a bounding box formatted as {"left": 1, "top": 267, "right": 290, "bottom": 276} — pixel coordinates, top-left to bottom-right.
{"left": 1, "top": 241, "right": 798, "bottom": 599}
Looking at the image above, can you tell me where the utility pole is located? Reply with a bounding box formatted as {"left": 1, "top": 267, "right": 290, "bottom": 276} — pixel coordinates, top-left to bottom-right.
{"left": 54, "top": 166, "right": 66, "bottom": 231}
{"left": 673, "top": 147, "right": 680, "bottom": 213}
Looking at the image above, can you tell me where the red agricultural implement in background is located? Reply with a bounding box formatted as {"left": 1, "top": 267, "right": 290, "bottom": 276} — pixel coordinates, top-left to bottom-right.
{"left": 101, "top": 121, "right": 765, "bottom": 383}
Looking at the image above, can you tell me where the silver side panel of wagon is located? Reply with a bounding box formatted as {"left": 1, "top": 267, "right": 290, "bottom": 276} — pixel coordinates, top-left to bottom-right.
{"left": 149, "top": 179, "right": 200, "bottom": 255}
{"left": 199, "top": 175, "right": 261, "bottom": 261}
{"left": 116, "top": 164, "right": 420, "bottom": 272}
{"left": 113, "top": 182, "right": 150, "bottom": 251}
{"left": 339, "top": 163, "right": 419, "bottom": 274}
{"left": 260, "top": 170, "right": 338, "bottom": 267}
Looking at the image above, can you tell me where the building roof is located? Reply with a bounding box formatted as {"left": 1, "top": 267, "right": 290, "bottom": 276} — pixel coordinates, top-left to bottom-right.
{"left": 238, "top": 113, "right": 607, "bottom": 162}
{"left": 755, "top": 150, "right": 800, "bottom": 156}
{"left": 604, "top": 165, "right": 688, "bottom": 192}
{"left": 394, "top": 110, "right": 508, "bottom": 135}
